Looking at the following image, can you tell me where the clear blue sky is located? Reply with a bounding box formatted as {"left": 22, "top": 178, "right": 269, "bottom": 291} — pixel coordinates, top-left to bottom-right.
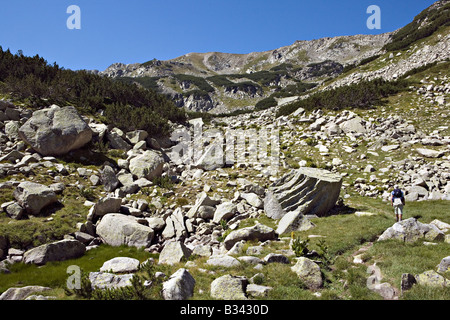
{"left": 0, "top": 0, "right": 437, "bottom": 71}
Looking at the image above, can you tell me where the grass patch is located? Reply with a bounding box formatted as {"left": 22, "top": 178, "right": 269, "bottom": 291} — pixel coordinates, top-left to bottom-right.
{"left": 0, "top": 245, "right": 151, "bottom": 295}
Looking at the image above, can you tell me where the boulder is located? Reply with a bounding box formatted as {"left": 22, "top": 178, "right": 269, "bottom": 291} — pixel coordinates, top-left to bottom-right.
{"left": 223, "top": 223, "right": 277, "bottom": 250}
{"left": 415, "top": 270, "right": 447, "bottom": 287}
{"left": 91, "top": 196, "right": 122, "bottom": 217}
{"left": 263, "top": 253, "right": 290, "bottom": 264}
{"left": 210, "top": 275, "right": 248, "bottom": 300}
{"left": 0, "top": 286, "right": 51, "bottom": 300}
{"left": 13, "top": 182, "right": 58, "bottom": 215}
{"left": 5, "top": 202, "right": 25, "bottom": 220}
{"left": 213, "top": 202, "right": 237, "bottom": 223}
{"left": 276, "top": 211, "right": 316, "bottom": 235}
{"left": 240, "top": 193, "right": 263, "bottom": 209}
{"left": 162, "top": 208, "right": 188, "bottom": 240}
{"left": 100, "top": 257, "right": 140, "bottom": 273}
{"left": 129, "top": 150, "right": 165, "bottom": 180}
{"left": 416, "top": 148, "right": 445, "bottom": 158}
{"left": 158, "top": 241, "right": 191, "bottom": 265}
{"left": 23, "top": 239, "right": 86, "bottom": 265}
{"left": 246, "top": 284, "right": 272, "bottom": 298}
{"left": 291, "top": 257, "right": 323, "bottom": 289}
{"left": 18, "top": 105, "right": 93, "bottom": 156}
{"left": 193, "top": 143, "right": 225, "bottom": 171}
{"left": 96, "top": 213, "right": 154, "bottom": 248}
{"left": 100, "top": 165, "right": 120, "bottom": 192}
{"left": 186, "top": 192, "right": 220, "bottom": 219}
{"left": 378, "top": 218, "right": 444, "bottom": 243}
{"left": 89, "top": 272, "right": 134, "bottom": 290}
{"left": 126, "top": 130, "right": 148, "bottom": 145}
{"left": 162, "top": 268, "right": 196, "bottom": 300}
{"left": 106, "top": 128, "right": 132, "bottom": 150}
{"left": 265, "top": 168, "right": 342, "bottom": 219}
{"left": 206, "top": 255, "right": 241, "bottom": 268}
{"left": 340, "top": 117, "right": 366, "bottom": 134}
{"left": 438, "top": 256, "right": 450, "bottom": 273}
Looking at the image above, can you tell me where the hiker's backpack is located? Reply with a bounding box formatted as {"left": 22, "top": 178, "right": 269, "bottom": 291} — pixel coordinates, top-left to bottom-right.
{"left": 392, "top": 189, "right": 402, "bottom": 198}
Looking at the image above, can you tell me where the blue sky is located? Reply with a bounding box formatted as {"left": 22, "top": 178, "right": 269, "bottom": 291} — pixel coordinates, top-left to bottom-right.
{"left": 0, "top": 0, "right": 437, "bottom": 71}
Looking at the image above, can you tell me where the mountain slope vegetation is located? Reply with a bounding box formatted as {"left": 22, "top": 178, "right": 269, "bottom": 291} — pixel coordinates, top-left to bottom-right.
{"left": 0, "top": 48, "right": 186, "bottom": 135}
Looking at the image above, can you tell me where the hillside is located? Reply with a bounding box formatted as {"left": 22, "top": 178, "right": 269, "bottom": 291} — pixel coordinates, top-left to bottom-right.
{"left": 0, "top": 0, "right": 449, "bottom": 304}
{"left": 96, "top": 1, "right": 450, "bottom": 115}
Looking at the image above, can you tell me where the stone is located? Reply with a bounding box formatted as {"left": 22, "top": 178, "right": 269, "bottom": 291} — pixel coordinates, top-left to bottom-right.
{"left": 340, "top": 117, "right": 366, "bottom": 134}
{"left": 206, "top": 254, "right": 241, "bottom": 268}
{"left": 381, "top": 145, "right": 400, "bottom": 152}
{"left": 415, "top": 270, "right": 447, "bottom": 287}
{"left": 197, "top": 206, "right": 216, "bottom": 220}
{"left": 378, "top": 218, "right": 443, "bottom": 243}
{"left": 129, "top": 150, "right": 165, "bottom": 180}
{"left": 4, "top": 121, "right": 20, "bottom": 140}
{"left": 276, "top": 211, "right": 316, "bottom": 235}
{"left": 162, "top": 208, "right": 188, "bottom": 240}
{"left": 192, "top": 245, "right": 213, "bottom": 257}
{"left": 370, "top": 282, "right": 398, "bottom": 300}
{"left": 74, "top": 231, "right": 95, "bottom": 244}
{"left": 89, "top": 272, "right": 134, "bottom": 290}
{"left": 126, "top": 130, "right": 148, "bottom": 144}
{"left": 158, "top": 241, "right": 191, "bottom": 265}
{"left": 186, "top": 192, "right": 220, "bottom": 219}
{"left": 291, "top": 257, "right": 323, "bottom": 289}
{"left": 162, "top": 268, "right": 196, "bottom": 300}
{"left": 265, "top": 168, "right": 342, "bottom": 220}
{"left": 246, "top": 284, "right": 272, "bottom": 298}
{"left": 438, "top": 256, "right": 450, "bottom": 273}
{"left": 263, "top": 253, "right": 290, "bottom": 264}
{"left": 13, "top": 182, "right": 58, "bottom": 215}
{"left": 0, "top": 150, "right": 24, "bottom": 163}
{"left": 5, "top": 202, "right": 25, "bottom": 220}
{"left": 23, "top": 239, "right": 86, "bottom": 265}
{"left": 100, "top": 257, "right": 140, "bottom": 273}
{"left": 240, "top": 193, "right": 263, "bottom": 209}
{"left": 18, "top": 105, "right": 93, "bottom": 156}
{"left": 92, "top": 196, "right": 122, "bottom": 217}
{"left": 223, "top": 223, "right": 277, "bottom": 250}
{"left": 430, "top": 220, "right": 450, "bottom": 233}
{"left": 193, "top": 143, "right": 225, "bottom": 171}
{"left": 237, "top": 256, "right": 264, "bottom": 265}
{"left": 0, "top": 286, "right": 51, "bottom": 300}
{"left": 106, "top": 129, "right": 132, "bottom": 150}
{"left": 401, "top": 273, "right": 417, "bottom": 294}
{"left": 96, "top": 213, "right": 154, "bottom": 248}
{"left": 416, "top": 148, "right": 445, "bottom": 158}
{"left": 210, "top": 275, "right": 248, "bottom": 300}
{"left": 101, "top": 165, "right": 120, "bottom": 192}
{"left": 213, "top": 202, "right": 237, "bottom": 224}
{"left": 146, "top": 217, "right": 166, "bottom": 231}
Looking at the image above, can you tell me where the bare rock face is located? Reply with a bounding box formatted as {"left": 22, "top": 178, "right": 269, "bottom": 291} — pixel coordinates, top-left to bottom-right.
{"left": 18, "top": 105, "right": 93, "bottom": 156}
{"left": 265, "top": 167, "right": 343, "bottom": 220}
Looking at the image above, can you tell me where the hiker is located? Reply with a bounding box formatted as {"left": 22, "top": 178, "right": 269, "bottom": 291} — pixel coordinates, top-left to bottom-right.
{"left": 391, "top": 185, "right": 405, "bottom": 222}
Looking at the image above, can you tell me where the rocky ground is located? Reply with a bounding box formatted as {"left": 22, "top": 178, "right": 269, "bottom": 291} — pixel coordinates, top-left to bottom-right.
{"left": 0, "top": 67, "right": 449, "bottom": 300}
